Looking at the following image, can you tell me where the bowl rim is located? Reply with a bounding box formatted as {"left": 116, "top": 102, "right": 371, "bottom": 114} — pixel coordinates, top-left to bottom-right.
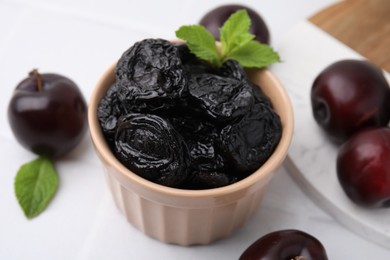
{"left": 88, "top": 56, "right": 294, "bottom": 200}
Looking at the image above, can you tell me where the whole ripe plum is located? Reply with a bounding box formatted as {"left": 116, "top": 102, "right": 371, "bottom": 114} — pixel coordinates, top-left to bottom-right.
{"left": 311, "top": 59, "right": 390, "bottom": 144}
{"left": 337, "top": 127, "right": 390, "bottom": 208}
{"left": 8, "top": 70, "right": 87, "bottom": 158}
{"left": 199, "top": 5, "right": 270, "bottom": 44}
{"left": 239, "top": 229, "right": 328, "bottom": 260}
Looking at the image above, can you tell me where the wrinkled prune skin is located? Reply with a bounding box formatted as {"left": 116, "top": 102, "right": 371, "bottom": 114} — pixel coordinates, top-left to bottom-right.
{"left": 219, "top": 60, "right": 248, "bottom": 82}
{"left": 116, "top": 39, "right": 187, "bottom": 112}
{"left": 239, "top": 229, "right": 329, "bottom": 260}
{"left": 251, "top": 82, "right": 273, "bottom": 109}
{"left": 183, "top": 171, "right": 232, "bottom": 189}
{"left": 177, "top": 44, "right": 213, "bottom": 75}
{"left": 219, "top": 102, "right": 282, "bottom": 175}
{"left": 97, "top": 83, "right": 126, "bottom": 145}
{"left": 170, "top": 115, "right": 216, "bottom": 139}
{"left": 188, "top": 73, "right": 254, "bottom": 122}
{"left": 170, "top": 116, "right": 226, "bottom": 172}
{"left": 115, "top": 113, "right": 189, "bottom": 187}
{"left": 220, "top": 59, "right": 272, "bottom": 107}
{"left": 188, "top": 135, "right": 226, "bottom": 172}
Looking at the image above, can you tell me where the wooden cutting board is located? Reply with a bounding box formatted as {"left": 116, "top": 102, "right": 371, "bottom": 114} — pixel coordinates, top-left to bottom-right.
{"left": 310, "top": 0, "right": 390, "bottom": 72}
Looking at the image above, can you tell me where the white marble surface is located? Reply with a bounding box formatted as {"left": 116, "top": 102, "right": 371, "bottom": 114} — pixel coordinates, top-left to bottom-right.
{"left": 0, "top": 0, "right": 389, "bottom": 259}
{"left": 272, "top": 20, "right": 390, "bottom": 251}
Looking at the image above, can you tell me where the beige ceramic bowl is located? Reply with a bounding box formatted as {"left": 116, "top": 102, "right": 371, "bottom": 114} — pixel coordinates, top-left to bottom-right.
{"left": 88, "top": 61, "right": 294, "bottom": 246}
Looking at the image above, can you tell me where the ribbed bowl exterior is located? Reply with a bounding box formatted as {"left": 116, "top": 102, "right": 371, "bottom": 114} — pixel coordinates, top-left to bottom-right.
{"left": 88, "top": 57, "right": 294, "bottom": 245}
{"left": 103, "top": 164, "right": 273, "bottom": 245}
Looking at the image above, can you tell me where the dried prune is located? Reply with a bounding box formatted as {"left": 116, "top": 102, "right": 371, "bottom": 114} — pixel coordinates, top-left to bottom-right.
{"left": 170, "top": 116, "right": 226, "bottom": 172}
{"left": 183, "top": 171, "right": 232, "bottom": 189}
{"left": 188, "top": 73, "right": 254, "bottom": 122}
{"left": 188, "top": 137, "right": 226, "bottom": 172}
{"left": 218, "top": 102, "right": 282, "bottom": 174}
{"left": 252, "top": 82, "right": 272, "bottom": 106}
{"left": 170, "top": 115, "right": 231, "bottom": 189}
{"left": 97, "top": 83, "right": 126, "bottom": 145}
{"left": 170, "top": 115, "right": 216, "bottom": 138}
{"left": 177, "top": 44, "right": 214, "bottom": 75}
{"left": 219, "top": 59, "right": 248, "bottom": 82}
{"left": 116, "top": 39, "right": 187, "bottom": 112}
{"left": 115, "top": 113, "right": 189, "bottom": 187}
{"left": 220, "top": 59, "right": 272, "bottom": 106}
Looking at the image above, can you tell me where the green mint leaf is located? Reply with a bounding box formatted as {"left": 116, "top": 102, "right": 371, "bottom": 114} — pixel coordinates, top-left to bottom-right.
{"left": 15, "top": 157, "right": 58, "bottom": 219}
{"left": 175, "top": 9, "right": 281, "bottom": 68}
{"left": 225, "top": 40, "right": 281, "bottom": 68}
{"left": 220, "top": 9, "right": 254, "bottom": 56}
{"left": 176, "top": 25, "right": 220, "bottom": 66}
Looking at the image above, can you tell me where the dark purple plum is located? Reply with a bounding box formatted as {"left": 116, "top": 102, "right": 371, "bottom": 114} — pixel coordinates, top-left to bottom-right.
{"left": 311, "top": 59, "right": 390, "bottom": 144}
{"left": 240, "top": 229, "right": 328, "bottom": 260}
{"left": 337, "top": 127, "right": 390, "bottom": 208}
{"left": 199, "top": 5, "right": 270, "bottom": 44}
{"left": 8, "top": 70, "right": 87, "bottom": 158}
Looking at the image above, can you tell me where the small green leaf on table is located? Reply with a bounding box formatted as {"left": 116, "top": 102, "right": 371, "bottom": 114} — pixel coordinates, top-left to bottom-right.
{"left": 15, "top": 156, "right": 58, "bottom": 219}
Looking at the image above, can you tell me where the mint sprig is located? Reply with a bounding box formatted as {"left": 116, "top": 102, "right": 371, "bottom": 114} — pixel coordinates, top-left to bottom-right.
{"left": 220, "top": 9, "right": 254, "bottom": 56}
{"left": 176, "top": 9, "right": 280, "bottom": 68}
{"left": 15, "top": 156, "right": 58, "bottom": 219}
{"left": 176, "top": 25, "right": 221, "bottom": 67}
{"left": 228, "top": 41, "right": 280, "bottom": 68}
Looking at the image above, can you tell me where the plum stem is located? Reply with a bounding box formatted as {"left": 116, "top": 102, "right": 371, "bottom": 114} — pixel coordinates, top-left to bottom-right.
{"left": 29, "top": 69, "right": 43, "bottom": 92}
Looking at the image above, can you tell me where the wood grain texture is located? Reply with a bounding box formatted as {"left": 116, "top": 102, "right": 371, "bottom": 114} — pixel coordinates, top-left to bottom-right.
{"left": 310, "top": 0, "right": 390, "bottom": 72}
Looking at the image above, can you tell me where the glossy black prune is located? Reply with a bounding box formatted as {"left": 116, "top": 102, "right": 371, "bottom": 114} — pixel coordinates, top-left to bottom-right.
{"left": 115, "top": 113, "right": 189, "bottom": 187}
{"left": 183, "top": 171, "right": 232, "bottom": 189}
{"left": 170, "top": 116, "right": 226, "bottom": 172}
{"left": 220, "top": 60, "right": 272, "bottom": 106}
{"left": 188, "top": 136, "right": 226, "bottom": 172}
{"left": 219, "top": 59, "right": 248, "bottom": 82}
{"left": 252, "top": 82, "right": 272, "bottom": 106}
{"left": 116, "top": 39, "right": 187, "bottom": 112}
{"left": 177, "top": 44, "right": 213, "bottom": 75}
{"left": 170, "top": 115, "right": 216, "bottom": 139}
{"left": 188, "top": 73, "right": 254, "bottom": 122}
{"left": 97, "top": 83, "right": 126, "bottom": 145}
{"left": 219, "top": 102, "right": 282, "bottom": 174}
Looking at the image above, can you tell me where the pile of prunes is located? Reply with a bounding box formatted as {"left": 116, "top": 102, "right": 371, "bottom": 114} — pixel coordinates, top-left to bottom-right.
{"left": 98, "top": 39, "right": 282, "bottom": 189}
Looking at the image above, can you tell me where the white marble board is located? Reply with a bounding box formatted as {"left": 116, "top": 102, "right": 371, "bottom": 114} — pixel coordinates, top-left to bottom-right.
{"left": 272, "top": 20, "right": 390, "bottom": 250}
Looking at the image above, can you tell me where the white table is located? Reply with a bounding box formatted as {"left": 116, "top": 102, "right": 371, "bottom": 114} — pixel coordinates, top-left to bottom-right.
{"left": 0, "top": 0, "right": 389, "bottom": 259}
